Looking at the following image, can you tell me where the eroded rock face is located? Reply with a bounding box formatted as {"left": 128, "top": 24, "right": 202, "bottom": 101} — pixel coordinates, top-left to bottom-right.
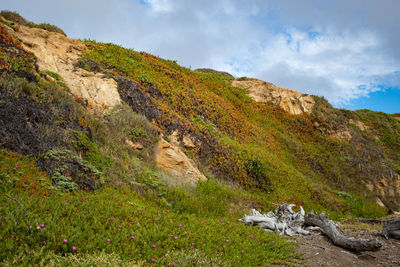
{"left": 365, "top": 174, "right": 400, "bottom": 212}
{"left": 349, "top": 119, "right": 368, "bottom": 132}
{"left": 13, "top": 24, "right": 120, "bottom": 112}
{"left": 154, "top": 137, "right": 206, "bottom": 184}
{"left": 232, "top": 78, "right": 315, "bottom": 115}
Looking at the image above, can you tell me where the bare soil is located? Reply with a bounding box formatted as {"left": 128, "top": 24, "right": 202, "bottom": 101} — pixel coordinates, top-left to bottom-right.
{"left": 293, "top": 227, "right": 400, "bottom": 267}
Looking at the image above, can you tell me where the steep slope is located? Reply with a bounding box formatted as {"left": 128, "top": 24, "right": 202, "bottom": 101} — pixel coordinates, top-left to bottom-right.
{"left": 1, "top": 20, "right": 301, "bottom": 265}
{"left": 1, "top": 12, "right": 399, "bottom": 266}
{"left": 73, "top": 40, "right": 399, "bottom": 213}
{"left": 2, "top": 14, "right": 399, "bottom": 214}
{"left": 233, "top": 77, "right": 400, "bottom": 211}
{"left": 13, "top": 22, "right": 121, "bottom": 111}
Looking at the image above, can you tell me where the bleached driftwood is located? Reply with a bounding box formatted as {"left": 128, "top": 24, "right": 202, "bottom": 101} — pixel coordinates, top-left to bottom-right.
{"left": 304, "top": 211, "right": 384, "bottom": 252}
{"left": 240, "top": 204, "right": 385, "bottom": 252}
{"left": 381, "top": 217, "right": 400, "bottom": 239}
{"left": 239, "top": 203, "right": 311, "bottom": 236}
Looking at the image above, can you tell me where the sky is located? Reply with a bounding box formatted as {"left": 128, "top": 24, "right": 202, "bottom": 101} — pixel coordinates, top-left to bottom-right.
{"left": 2, "top": 0, "right": 399, "bottom": 113}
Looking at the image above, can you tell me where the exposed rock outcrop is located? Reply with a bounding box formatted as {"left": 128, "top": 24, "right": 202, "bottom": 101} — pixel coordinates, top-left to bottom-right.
{"left": 154, "top": 135, "right": 206, "bottom": 184}
{"left": 365, "top": 174, "right": 400, "bottom": 212}
{"left": 232, "top": 78, "right": 315, "bottom": 115}
{"left": 125, "top": 139, "right": 144, "bottom": 150}
{"left": 12, "top": 23, "right": 120, "bottom": 112}
{"left": 349, "top": 119, "right": 368, "bottom": 132}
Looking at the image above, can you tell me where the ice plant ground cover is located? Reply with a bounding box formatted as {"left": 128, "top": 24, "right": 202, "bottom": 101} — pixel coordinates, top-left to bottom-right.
{"left": 0, "top": 14, "right": 398, "bottom": 265}
{"left": 0, "top": 149, "right": 301, "bottom": 266}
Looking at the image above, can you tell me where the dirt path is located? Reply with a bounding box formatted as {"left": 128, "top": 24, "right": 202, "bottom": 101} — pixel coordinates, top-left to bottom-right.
{"left": 294, "top": 228, "right": 400, "bottom": 266}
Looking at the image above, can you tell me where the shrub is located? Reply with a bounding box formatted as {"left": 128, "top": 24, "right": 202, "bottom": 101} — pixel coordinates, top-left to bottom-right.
{"left": 0, "top": 17, "right": 16, "bottom": 30}
{"left": 244, "top": 158, "right": 271, "bottom": 189}
{"left": 0, "top": 10, "right": 28, "bottom": 25}
{"left": 0, "top": 10, "right": 66, "bottom": 36}
{"left": 32, "top": 23, "right": 66, "bottom": 36}
{"left": 75, "top": 57, "right": 102, "bottom": 72}
{"left": 72, "top": 130, "right": 112, "bottom": 172}
{"left": 39, "top": 148, "right": 104, "bottom": 191}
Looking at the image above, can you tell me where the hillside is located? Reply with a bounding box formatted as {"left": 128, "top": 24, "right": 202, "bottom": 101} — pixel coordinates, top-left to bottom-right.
{"left": 0, "top": 12, "right": 399, "bottom": 265}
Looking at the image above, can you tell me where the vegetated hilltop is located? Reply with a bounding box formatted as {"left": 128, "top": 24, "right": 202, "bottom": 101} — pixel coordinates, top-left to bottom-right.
{"left": 0, "top": 11, "right": 399, "bottom": 265}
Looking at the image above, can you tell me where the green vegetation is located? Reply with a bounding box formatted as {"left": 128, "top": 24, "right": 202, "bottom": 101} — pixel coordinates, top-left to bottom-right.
{"left": 0, "top": 13, "right": 398, "bottom": 265}
{"left": 0, "top": 17, "right": 16, "bottom": 31}
{"left": 29, "top": 22, "right": 66, "bottom": 36}
{"left": 45, "top": 70, "right": 62, "bottom": 81}
{"left": 76, "top": 40, "right": 387, "bottom": 219}
{"left": 195, "top": 68, "right": 235, "bottom": 79}
{"left": 0, "top": 150, "right": 301, "bottom": 266}
{"left": 0, "top": 10, "right": 28, "bottom": 25}
{"left": 0, "top": 10, "right": 66, "bottom": 36}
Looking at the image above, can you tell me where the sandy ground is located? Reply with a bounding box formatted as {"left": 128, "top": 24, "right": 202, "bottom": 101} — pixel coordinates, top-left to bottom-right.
{"left": 293, "top": 228, "right": 400, "bottom": 267}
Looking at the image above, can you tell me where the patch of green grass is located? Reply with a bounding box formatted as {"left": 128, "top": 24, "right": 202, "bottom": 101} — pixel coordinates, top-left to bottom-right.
{"left": 0, "top": 149, "right": 301, "bottom": 266}
{"left": 337, "top": 191, "right": 386, "bottom": 219}
{"left": 56, "top": 81, "right": 69, "bottom": 89}
{"left": 0, "top": 17, "right": 16, "bottom": 31}
{"left": 45, "top": 70, "right": 62, "bottom": 81}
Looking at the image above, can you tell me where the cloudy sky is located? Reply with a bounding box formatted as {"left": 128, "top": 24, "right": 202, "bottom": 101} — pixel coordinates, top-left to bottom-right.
{"left": 2, "top": 0, "right": 400, "bottom": 113}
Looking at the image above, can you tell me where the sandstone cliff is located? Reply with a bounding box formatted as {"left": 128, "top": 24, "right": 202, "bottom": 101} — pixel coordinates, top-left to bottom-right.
{"left": 232, "top": 78, "right": 315, "bottom": 115}
{"left": 5, "top": 20, "right": 206, "bottom": 185}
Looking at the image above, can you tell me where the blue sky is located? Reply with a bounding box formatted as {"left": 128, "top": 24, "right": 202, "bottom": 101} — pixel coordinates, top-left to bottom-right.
{"left": 2, "top": 0, "right": 399, "bottom": 113}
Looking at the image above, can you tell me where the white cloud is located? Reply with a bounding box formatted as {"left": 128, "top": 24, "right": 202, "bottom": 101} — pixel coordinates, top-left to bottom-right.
{"left": 1, "top": 0, "right": 399, "bottom": 107}
{"left": 144, "top": 0, "right": 172, "bottom": 13}
{"left": 224, "top": 27, "right": 399, "bottom": 104}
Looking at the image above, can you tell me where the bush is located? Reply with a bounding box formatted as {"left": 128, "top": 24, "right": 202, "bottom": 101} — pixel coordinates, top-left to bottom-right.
{"left": 0, "top": 17, "right": 16, "bottom": 30}
{"left": 0, "top": 10, "right": 66, "bottom": 36}
{"left": 32, "top": 22, "right": 66, "bottom": 36}
{"left": 72, "top": 130, "right": 112, "bottom": 172}
{"left": 39, "top": 148, "right": 104, "bottom": 191}
{"left": 244, "top": 158, "right": 271, "bottom": 189}
{"left": 0, "top": 10, "right": 28, "bottom": 25}
{"left": 75, "top": 57, "right": 102, "bottom": 72}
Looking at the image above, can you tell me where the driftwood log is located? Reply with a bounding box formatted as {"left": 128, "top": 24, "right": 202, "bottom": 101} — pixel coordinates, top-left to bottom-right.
{"left": 239, "top": 203, "right": 310, "bottom": 236}
{"left": 304, "top": 211, "right": 384, "bottom": 252}
{"left": 240, "top": 204, "right": 386, "bottom": 252}
{"left": 381, "top": 217, "right": 400, "bottom": 239}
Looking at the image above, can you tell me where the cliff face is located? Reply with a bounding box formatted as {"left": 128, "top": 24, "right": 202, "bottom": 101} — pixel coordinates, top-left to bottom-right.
{"left": 232, "top": 78, "right": 315, "bottom": 115}
{"left": 13, "top": 23, "right": 121, "bottom": 112}
{"left": 1, "top": 16, "right": 399, "bottom": 214}
{"left": 2, "top": 20, "right": 206, "bottom": 186}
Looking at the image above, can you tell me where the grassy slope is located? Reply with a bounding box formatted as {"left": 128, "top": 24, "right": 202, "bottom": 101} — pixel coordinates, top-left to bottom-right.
{"left": 78, "top": 41, "right": 389, "bottom": 217}
{"left": 1, "top": 13, "right": 399, "bottom": 265}
{"left": 0, "top": 23, "right": 300, "bottom": 265}
{"left": 0, "top": 150, "right": 300, "bottom": 266}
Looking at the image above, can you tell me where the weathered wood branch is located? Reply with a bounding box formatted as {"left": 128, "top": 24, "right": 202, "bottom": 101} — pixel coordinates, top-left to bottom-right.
{"left": 239, "top": 203, "right": 310, "bottom": 236}
{"left": 381, "top": 217, "right": 400, "bottom": 239}
{"left": 305, "top": 212, "right": 384, "bottom": 252}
